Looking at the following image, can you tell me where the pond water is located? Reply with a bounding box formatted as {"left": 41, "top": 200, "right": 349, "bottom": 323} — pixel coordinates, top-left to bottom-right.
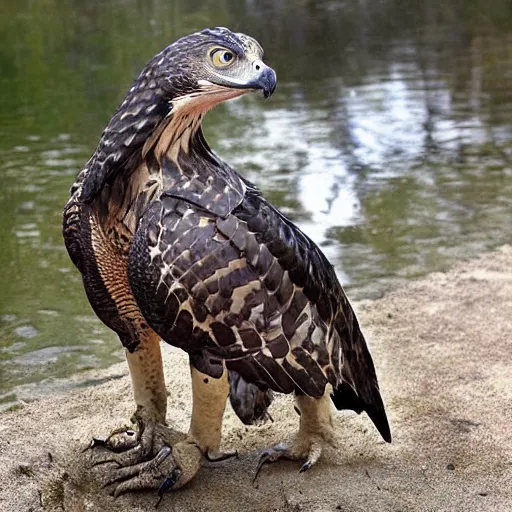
{"left": 1, "top": 0, "right": 511, "bottom": 408}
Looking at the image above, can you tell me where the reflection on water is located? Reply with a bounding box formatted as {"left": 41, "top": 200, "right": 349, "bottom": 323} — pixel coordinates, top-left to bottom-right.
{"left": 1, "top": 0, "right": 511, "bottom": 406}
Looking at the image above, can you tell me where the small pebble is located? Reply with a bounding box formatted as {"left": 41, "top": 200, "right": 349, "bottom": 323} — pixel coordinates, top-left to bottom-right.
{"left": 446, "top": 463, "right": 455, "bottom": 471}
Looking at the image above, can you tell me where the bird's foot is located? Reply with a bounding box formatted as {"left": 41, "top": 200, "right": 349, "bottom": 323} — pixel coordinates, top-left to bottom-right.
{"left": 97, "top": 439, "right": 202, "bottom": 504}
{"left": 94, "top": 439, "right": 237, "bottom": 503}
{"left": 254, "top": 428, "right": 337, "bottom": 483}
{"left": 84, "top": 408, "right": 237, "bottom": 502}
{"left": 85, "top": 407, "right": 173, "bottom": 469}
{"left": 83, "top": 408, "right": 194, "bottom": 501}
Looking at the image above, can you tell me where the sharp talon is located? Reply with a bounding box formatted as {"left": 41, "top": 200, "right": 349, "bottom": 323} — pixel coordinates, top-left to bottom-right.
{"left": 253, "top": 443, "right": 290, "bottom": 484}
{"left": 85, "top": 425, "right": 140, "bottom": 457}
{"left": 204, "top": 450, "right": 238, "bottom": 463}
{"left": 253, "top": 455, "right": 269, "bottom": 484}
{"left": 253, "top": 460, "right": 265, "bottom": 484}
{"left": 253, "top": 452, "right": 275, "bottom": 483}
{"left": 152, "top": 446, "right": 173, "bottom": 468}
{"left": 159, "top": 468, "right": 182, "bottom": 496}
{"left": 83, "top": 437, "right": 106, "bottom": 452}
{"left": 299, "top": 460, "right": 312, "bottom": 473}
{"left": 155, "top": 468, "right": 182, "bottom": 508}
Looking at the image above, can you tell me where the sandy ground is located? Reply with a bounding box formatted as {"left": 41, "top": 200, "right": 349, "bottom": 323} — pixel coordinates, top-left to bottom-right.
{"left": 1, "top": 246, "right": 511, "bottom": 512}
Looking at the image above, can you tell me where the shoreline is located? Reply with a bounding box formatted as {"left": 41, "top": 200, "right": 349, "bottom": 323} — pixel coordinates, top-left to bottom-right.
{"left": 1, "top": 246, "right": 511, "bottom": 511}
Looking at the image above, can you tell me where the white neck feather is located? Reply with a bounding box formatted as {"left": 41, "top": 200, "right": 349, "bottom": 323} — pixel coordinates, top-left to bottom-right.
{"left": 155, "top": 84, "right": 247, "bottom": 163}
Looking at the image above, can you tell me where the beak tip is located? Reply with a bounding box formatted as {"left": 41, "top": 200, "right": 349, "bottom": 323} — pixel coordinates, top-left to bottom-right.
{"left": 263, "top": 87, "right": 275, "bottom": 99}
{"left": 249, "top": 66, "right": 277, "bottom": 99}
{"left": 235, "top": 66, "right": 277, "bottom": 98}
{"left": 262, "top": 69, "right": 277, "bottom": 99}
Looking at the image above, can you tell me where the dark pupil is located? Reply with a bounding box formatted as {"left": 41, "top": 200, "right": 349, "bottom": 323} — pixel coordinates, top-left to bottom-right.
{"left": 223, "top": 52, "right": 233, "bottom": 62}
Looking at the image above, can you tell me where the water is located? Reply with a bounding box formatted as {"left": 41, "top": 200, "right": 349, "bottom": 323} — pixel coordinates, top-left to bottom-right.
{"left": 1, "top": 0, "right": 511, "bottom": 407}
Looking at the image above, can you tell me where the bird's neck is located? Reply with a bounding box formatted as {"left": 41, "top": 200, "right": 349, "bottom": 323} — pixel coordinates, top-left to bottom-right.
{"left": 152, "top": 87, "right": 246, "bottom": 170}
{"left": 145, "top": 95, "right": 247, "bottom": 218}
{"left": 153, "top": 105, "right": 205, "bottom": 164}
{"left": 151, "top": 103, "right": 231, "bottom": 185}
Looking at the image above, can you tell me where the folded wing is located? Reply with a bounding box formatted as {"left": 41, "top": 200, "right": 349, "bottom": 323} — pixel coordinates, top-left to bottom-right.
{"left": 128, "top": 188, "right": 390, "bottom": 441}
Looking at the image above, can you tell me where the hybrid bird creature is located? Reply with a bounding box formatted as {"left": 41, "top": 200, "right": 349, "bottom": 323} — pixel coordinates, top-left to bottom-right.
{"left": 63, "top": 27, "right": 390, "bottom": 498}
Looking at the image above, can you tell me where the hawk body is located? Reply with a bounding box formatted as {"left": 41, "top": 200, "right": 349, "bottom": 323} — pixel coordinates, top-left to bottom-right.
{"left": 63, "top": 27, "right": 390, "bottom": 497}
{"left": 129, "top": 177, "right": 389, "bottom": 439}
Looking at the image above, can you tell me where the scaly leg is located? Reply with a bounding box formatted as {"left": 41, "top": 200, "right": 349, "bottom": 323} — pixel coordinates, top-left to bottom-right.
{"left": 188, "top": 365, "right": 230, "bottom": 455}
{"left": 98, "top": 366, "right": 231, "bottom": 500}
{"left": 255, "top": 389, "right": 337, "bottom": 480}
{"left": 87, "top": 329, "right": 171, "bottom": 467}
{"left": 127, "top": 330, "right": 167, "bottom": 424}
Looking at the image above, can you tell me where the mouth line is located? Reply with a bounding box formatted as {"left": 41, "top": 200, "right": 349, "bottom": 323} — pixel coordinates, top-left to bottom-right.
{"left": 198, "top": 67, "right": 277, "bottom": 98}
{"left": 197, "top": 84, "right": 252, "bottom": 100}
{"left": 227, "top": 82, "right": 273, "bottom": 96}
{"left": 171, "top": 85, "right": 249, "bottom": 117}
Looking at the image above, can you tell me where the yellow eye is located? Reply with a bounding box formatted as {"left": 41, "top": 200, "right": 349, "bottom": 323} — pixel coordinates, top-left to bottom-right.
{"left": 210, "top": 48, "right": 235, "bottom": 68}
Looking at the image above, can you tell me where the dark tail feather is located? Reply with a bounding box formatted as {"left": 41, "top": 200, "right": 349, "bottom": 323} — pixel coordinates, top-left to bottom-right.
{"left": 331, "top": 381, "right": 392, "bottom": 443}
{"left": 228, "top": 371, "right": 274, "bottom": 426}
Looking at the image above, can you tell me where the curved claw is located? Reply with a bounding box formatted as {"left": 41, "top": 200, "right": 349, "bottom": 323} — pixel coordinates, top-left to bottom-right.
{"left": 253, "top": 443, "right": 289, "bottom": 484}
{"left": 83, "top": 437, "right": 106, "bottom": 453}
{"left": 299, "top": 460, "right": 313, "bottom": 473}
{"left": 86, "top": 418, "right": 168, "bottom": 470}
{"left": 155, "top": 468, "right": 182, "bottom": 508}
{"left": 84, "top": 426, "right": 139, "bottom": 455}
{"left": 254, "top": 435, "right": 325, "bottom": 484}
{"left": 152, "top": 446, "right": 173, "bottom": 467}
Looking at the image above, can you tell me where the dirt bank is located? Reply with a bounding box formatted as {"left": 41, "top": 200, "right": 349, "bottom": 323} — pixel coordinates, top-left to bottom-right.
{"left": 1, "top": 246, "right": 511, "bottom": 511}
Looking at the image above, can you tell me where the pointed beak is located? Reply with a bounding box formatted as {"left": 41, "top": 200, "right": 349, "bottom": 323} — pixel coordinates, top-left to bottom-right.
{"left": 249, "top": 65, "right": 277, "bottom": 98}
{"left": 237, "top": 62, "right": 277, "bottom": 98}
